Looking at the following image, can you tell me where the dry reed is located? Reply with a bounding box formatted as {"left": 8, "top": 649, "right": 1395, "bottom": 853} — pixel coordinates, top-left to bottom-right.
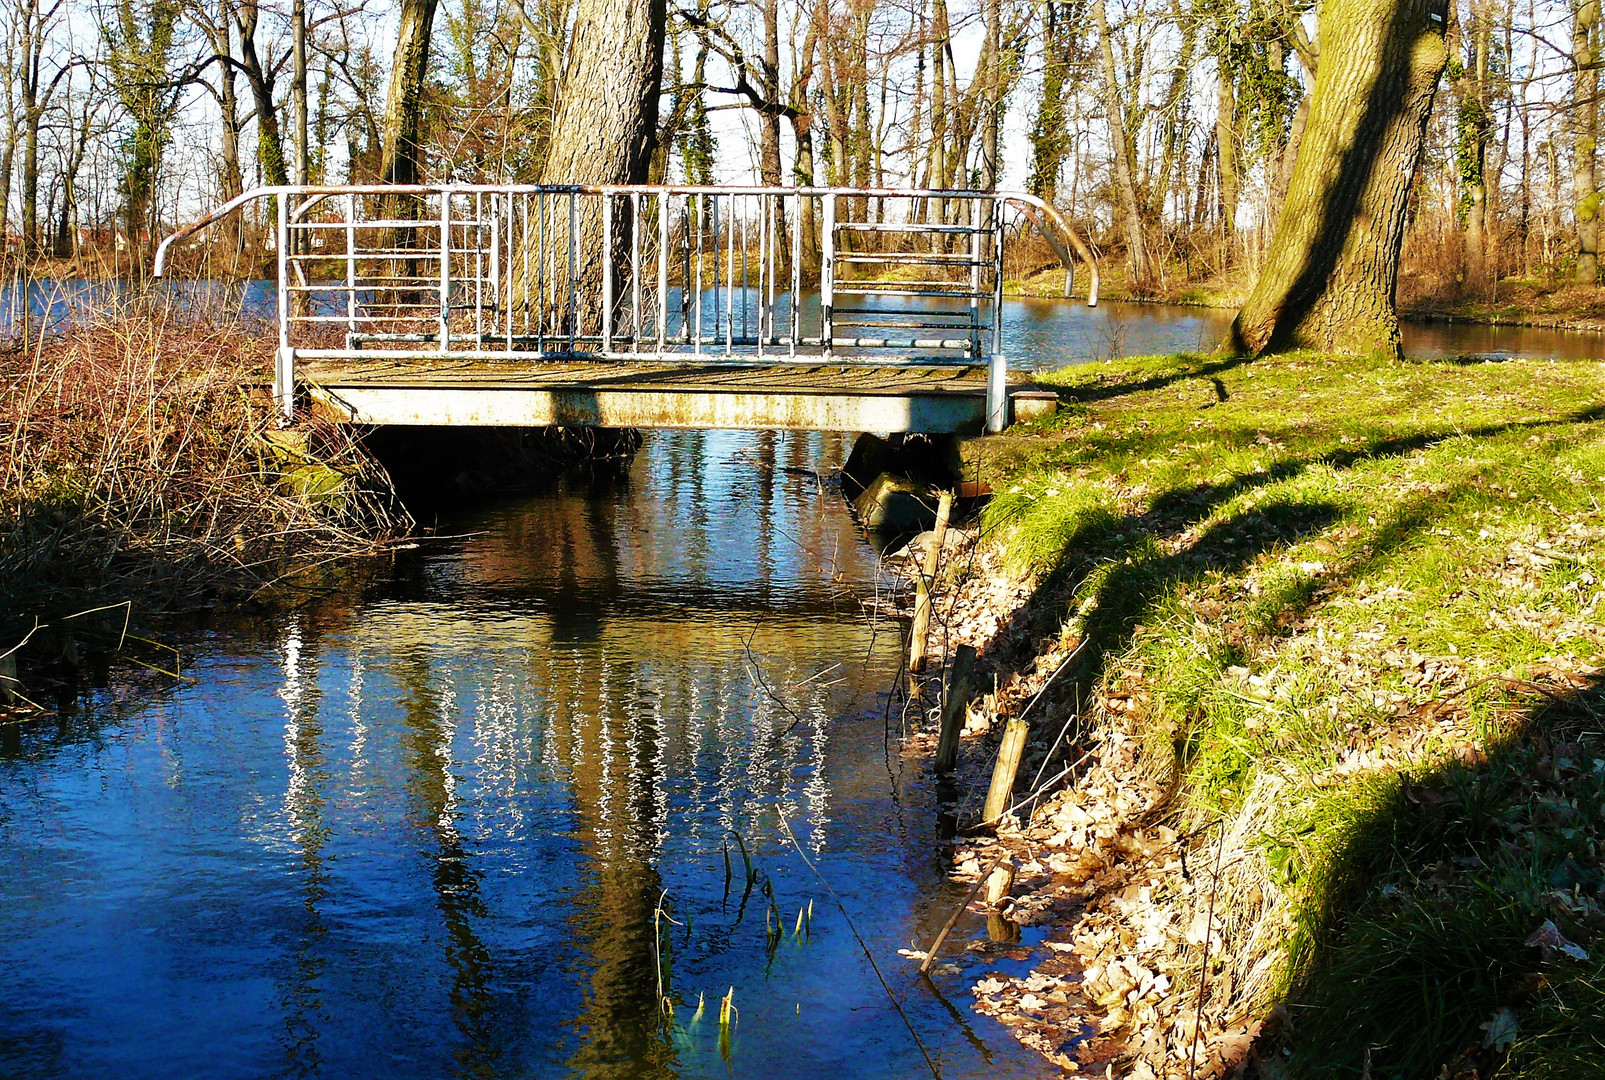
{"left": 0, "top": 294, "right": 408, "bottom": 650}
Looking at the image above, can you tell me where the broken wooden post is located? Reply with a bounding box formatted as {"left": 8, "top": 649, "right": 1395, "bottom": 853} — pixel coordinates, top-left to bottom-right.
{"left": 908, "top": 489, "right": 954, "bottom": 673}
{"left": 982, "top": 717, "right": 1030, "bottom": 825}
{"left": 935, "top": 644, "right": 977, "bottom": 775}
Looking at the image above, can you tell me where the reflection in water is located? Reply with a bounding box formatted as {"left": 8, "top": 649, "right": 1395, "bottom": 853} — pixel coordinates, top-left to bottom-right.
{"left": 0, "top": 430, "right": 1053, "bottom": 1080}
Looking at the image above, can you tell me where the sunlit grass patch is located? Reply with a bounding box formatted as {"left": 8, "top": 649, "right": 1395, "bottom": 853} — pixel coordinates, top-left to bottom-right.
{"left": 971, "top": 351, "right": 1605, "bottom": 1077}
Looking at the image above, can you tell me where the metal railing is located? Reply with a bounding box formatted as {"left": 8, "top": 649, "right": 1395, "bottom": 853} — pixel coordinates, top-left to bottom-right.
{"left": 153, "top": 184, "right": 1099, "bottom": 432}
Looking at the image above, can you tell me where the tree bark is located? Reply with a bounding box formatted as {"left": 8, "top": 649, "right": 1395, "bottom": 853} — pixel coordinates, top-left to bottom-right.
{"left": 759, "top": 0, "right": 782, "bottom": 187}
{"left": 1228, "top": 0, "right": 1451, "bottom": 358}
{"left": 1216, "top": 61, "right": 1238, "bottom": 257}
{"left": 379, "top": 0, "right": 440, "bottom": 187}
{"left": 1572, "top": 0, "right": 1599, "bottom": 284}
{"left": 1093, "top": 0, "right": 1149, "bottom": 287}
{"left": 515, "top": 0, "right": 666, "bottom": 328}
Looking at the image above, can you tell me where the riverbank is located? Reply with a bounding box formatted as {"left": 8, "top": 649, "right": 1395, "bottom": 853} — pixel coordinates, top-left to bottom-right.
{"left": 1007, "top": 261, "right": 1605, "bottom": 336}
{"left": 0, "top": 308, "right": 408, "bottom": 705}
{"left": 904, "top": 352, "right": 1605, "bottom": 1077}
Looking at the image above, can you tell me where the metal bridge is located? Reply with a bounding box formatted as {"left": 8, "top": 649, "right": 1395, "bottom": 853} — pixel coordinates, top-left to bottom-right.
{"left": 154, "top": 184, "right": 1098, "bottom": 434}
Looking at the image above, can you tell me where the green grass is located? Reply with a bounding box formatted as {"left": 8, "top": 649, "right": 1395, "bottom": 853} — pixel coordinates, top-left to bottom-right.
{"left": 969, "top": 351, "right": 1605, "bottom": 1078}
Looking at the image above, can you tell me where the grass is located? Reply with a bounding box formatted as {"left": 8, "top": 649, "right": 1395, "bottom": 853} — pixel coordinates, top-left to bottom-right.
{"left": 967, "top": 351, "right": 1605, "bottom": 1077}
{"left": 0, "top": 300, "right": 407, "bottom": 693}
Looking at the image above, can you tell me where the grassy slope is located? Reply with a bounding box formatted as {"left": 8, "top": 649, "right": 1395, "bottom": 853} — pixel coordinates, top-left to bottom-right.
{"left": 971, "top": 352, "right": 1605, "bottom": 1077}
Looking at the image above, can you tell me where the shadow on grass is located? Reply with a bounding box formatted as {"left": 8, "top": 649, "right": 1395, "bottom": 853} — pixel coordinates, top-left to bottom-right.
{"left": 1044, "top": 352, "right": 1256, "bottom": 406}
{"left": 1269, "top": 674, "right": 1605, "bottom": 1080}
{"left": 965, "top": 384, "right": 1605, "bottom": 1075}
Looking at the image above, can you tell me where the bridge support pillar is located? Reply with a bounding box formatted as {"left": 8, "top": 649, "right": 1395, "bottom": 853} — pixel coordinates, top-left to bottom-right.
{"left": 986, "top": 352, "right": 1008, "bottom": 433}
{"left": 275, "top": 347, "right": 296, "bottom": 422}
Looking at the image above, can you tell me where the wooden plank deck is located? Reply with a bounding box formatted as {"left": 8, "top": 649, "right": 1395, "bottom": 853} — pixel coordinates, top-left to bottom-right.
{"left": 300, "top": 357, "right": 1011, "bottom": 433}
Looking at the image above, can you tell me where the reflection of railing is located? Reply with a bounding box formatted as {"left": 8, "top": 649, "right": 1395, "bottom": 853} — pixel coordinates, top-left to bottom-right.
{"left": 153, "top": 184, "right": 1099, "bottom": 431}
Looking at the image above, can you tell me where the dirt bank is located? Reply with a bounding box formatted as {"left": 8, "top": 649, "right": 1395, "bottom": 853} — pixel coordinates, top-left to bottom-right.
{"left": 897, "top": 351, "right": 1605, "bottom": 1078}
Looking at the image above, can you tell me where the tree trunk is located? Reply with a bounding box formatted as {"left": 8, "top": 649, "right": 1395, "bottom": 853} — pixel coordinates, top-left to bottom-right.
{"left": 234, "top": 3, "right": 289, "bottom": 187}
{"left": 981, "top": 0, "right": 1000, "bottom": 192}
{"left": 1228, "top": 0, "right": 1450, "bottom": 358}
{"left": 1573, "top": 0, "right": 1599, "bottom": 284}
{"left": 293, "top": 0, "right": 308, "bottom": 186}
{"left": 379, "top": 0, "right": 440, "bottom": 187}
{"left": 1216, "top": 61, "right": 1238, "bottom": 262}
{"left": 1093, "top": 0, "right": 1149, "bottom": 286}
{"left": 516, "top": 0, "right": 666, "bottom": 327}
{"left": 759, "top": 0, "right": 783, "bottom": 187}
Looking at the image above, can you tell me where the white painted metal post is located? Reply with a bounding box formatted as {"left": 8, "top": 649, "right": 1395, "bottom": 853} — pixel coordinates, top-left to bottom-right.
{"left": 275, "top": 193, "right": 294, "bottom": 421}
{"left": 438, "top": 193, "right": 451, "bottom": 353}
{"left": 602, "top": 193, "right": 614, "bottom": 354}
{"left": 344, "top": 194, "right": 357, "bottom": 343}
{"left": 821, "top": 193, "right": 836, "bottom": 356}
{"left": 987, "top": 195, "right": 1008, "bottom": 433}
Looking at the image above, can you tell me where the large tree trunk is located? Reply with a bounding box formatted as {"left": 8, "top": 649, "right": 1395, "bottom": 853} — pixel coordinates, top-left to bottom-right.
{"left": 1093, "top": 0, "right": 1149, "bottom": 287}
{"left": 1215, "top": 61, "right": 1239, "bottom": 261}
{"left": 759, "top": 0, "right": 783, "bottom": 187}
{"left": 1572, "top": 0, "right": 1599, "bottom": 284}
{"left": 537, "top": 0, "right": 664, "bottom": 186}
{"left": 378, "top": 0, "right": 440, "bottom": 187}
{"left": 516, "top": 0, "right": 666, "bottom": 330}
{"left": 1228, "top": 0, "right": 1450, "bottom": 358}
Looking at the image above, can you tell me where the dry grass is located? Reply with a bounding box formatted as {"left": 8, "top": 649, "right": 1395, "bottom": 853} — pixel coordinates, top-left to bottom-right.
{"left": 0, "top": 298, "right": 408, "bottom": 673}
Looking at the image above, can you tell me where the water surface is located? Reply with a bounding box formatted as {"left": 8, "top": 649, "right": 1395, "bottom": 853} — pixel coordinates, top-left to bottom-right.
{"left": 0, "top": 430, "right": 1055, "bottom": 1080}
{"left": 4, "top": 278, "right": 1602, "bottom": 366}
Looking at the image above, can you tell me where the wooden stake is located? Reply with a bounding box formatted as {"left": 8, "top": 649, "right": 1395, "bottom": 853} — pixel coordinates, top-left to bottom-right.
{"left": 982, "top": 717, "right": 1029, "bottom": 825}
{"left": 934, "top": 644, "right": 976, "bottom": 775}
{"left": 908, "top": 489, "right": 954, "bottom": 673}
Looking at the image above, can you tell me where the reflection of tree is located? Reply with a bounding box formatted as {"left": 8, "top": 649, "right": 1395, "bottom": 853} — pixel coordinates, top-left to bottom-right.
{"left": 276, "top": 619, "right": 331, "bottom": 1076}
{"left": 396, "top": 647, "right": 501, "bottom": 1077}
{"left": 552, "top": 652, "right": 677, "bottom": 1080}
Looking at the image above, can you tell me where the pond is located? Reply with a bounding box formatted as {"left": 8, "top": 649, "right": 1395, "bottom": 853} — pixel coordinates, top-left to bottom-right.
{"left": 0, "top": 430, "right": 1060, "bottom": 1080}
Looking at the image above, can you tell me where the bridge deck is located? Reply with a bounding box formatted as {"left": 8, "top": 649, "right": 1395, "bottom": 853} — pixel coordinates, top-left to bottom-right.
{"left": 300, "top": 357, "right": 1027, "bottom": 433}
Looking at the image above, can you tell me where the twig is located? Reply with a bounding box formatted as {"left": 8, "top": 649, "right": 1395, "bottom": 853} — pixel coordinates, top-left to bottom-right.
{"left": 775, "top": 807, "right": 943, "bottom": 1080}
{"left": 918, "top": 851, "right": 1010, "bottom": 976}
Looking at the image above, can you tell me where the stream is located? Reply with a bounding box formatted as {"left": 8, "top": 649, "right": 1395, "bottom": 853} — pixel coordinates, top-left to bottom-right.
{"left": 0, "top": 430, "right": 1060, "bottom": 1080}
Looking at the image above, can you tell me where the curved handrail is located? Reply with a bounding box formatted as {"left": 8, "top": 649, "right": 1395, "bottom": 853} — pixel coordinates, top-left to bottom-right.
{"left": 153, "top": 183, "right": 1100, "bottom": 306}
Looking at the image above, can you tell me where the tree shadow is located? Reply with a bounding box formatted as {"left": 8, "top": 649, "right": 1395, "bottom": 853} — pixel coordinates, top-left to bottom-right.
{"left": 962, "top": 399, "right": 1605, "bottom": 823}
{"left": 1265, "top": 673, "right": 1605, "bottom": 1079}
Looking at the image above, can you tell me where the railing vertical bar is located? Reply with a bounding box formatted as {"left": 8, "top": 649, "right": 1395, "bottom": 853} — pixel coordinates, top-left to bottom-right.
{"left": 657, "top": 193, "right": 668, "bottom": 352}
{"left": 694, "top": 194, "right": 704, "bottom": 356}
{"left": 275, "top": 192, "right": 292, "bottom": 419}
{"left": 766, "top": 193, "right": 778, "bottom": 348}
{"left": 988, "top": 194, "right": 1008, "bottom": 432}
{"left": 505, "top": 192, "right": 514, "bottom": 349}
{"left": 472, "top": 191, "right": 482, "bottom": 342}
{"left": 724, "top": 195, "right": 734, "bottom": 351}
{"left": 790, "top": 192, "right": 800, "bottom": 356}
{"left": 970, "top": 197, "right": 982, "bottom": 361}
{"left": 756, "top": 193, "right": 766, "bottom": 358}
{"left": 344, "top": 193, "right": 357, "bottom": 342}
{"left": 439, "top": 192, "right": 451, "bottom": 353}
{"left": 631, "top": 191, "right": 642, "bottom": 351}
{"left": 821, "top": 193, "right": 836, "bottom": 357}
{"left": 536, "top": 191, "right": 545, "bottom": 351}
{"left": 740, "top": 196, "right": 749, "bottom": 346}
{"left": 602, "top": 192, "right": 614, "bottom": 355}
{"left": 567, "top": 190, "right": 578, "bottom": 353}
{"left": 521, "top": 193, "right": 530, "bottom": 341}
